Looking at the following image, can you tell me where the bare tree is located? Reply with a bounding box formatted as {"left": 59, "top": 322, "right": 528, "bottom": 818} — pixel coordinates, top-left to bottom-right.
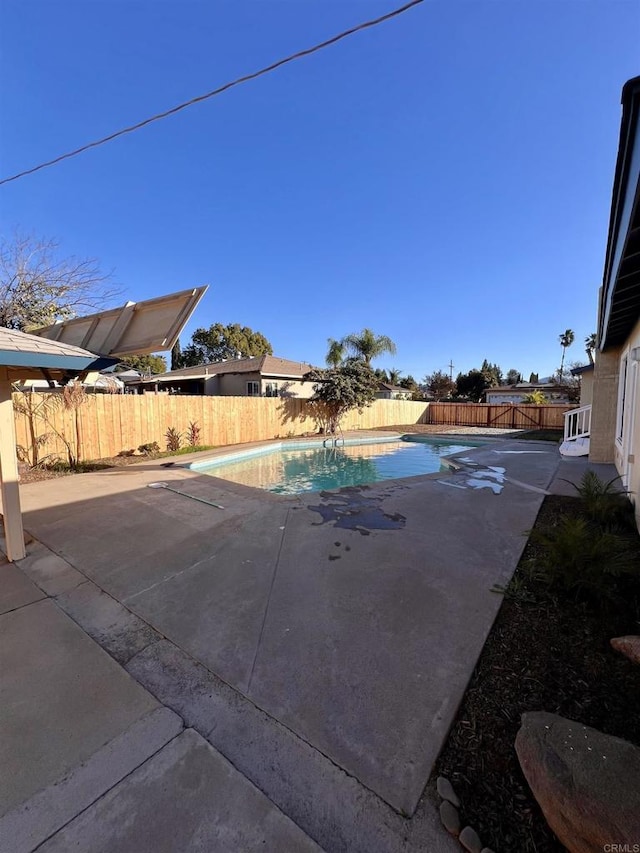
{"left": 0, "top": 232, "right": 121, "bottom": 331}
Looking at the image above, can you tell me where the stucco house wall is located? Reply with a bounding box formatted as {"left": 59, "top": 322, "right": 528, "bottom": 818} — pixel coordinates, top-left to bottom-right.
{"left": 210, "top": 373, "right": 314, "bottom": 398}
{"left": 579, "top": 370, "right": 594, "bottom": 407}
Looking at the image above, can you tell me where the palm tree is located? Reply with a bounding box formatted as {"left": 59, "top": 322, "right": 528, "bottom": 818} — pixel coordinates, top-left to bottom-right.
{"left": 585, "top": 332, "right": 597, "bottom": 364}
{"left": 387, "top": 368, "right": 402, "bottom": 385}
{"left": 326, "top": 338, "right": 345, "bottom": 368}
{"left": 342, "top": 328, "right": 397, "bottom": 366}
{"left": 558, "top": 329, "right": 575, "bottom": 377}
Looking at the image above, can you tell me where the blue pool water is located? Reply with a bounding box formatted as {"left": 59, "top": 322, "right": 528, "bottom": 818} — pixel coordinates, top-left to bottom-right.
{"left": 195, "top": 438, "right": 481, "bottom": 494}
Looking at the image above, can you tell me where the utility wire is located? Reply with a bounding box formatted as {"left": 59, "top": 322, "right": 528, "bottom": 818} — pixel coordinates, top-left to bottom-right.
{"left": 0, "top": 0, "right": 423, "bottom": 187}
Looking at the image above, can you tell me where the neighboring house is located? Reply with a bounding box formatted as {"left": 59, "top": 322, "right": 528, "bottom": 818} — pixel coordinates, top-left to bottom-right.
{"left": 588, "top": 75, "right": 640, "bottom": 528}
{"left": 136, "top": 355, "right": 316, "bottom": 398}
{"left": 375, "top": 382, "right": 411, "bottom": 400}
{"left": 485, "top": 383, "right": 571, "bottom": 404}
{"left": 570, "top": 363, "right": 594, "bottom": 406}
{"left": 13, "top": 371, "right": 126, "bottom": 393}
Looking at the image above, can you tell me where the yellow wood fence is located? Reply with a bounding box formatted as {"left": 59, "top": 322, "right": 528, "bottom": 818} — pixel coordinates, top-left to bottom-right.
{"left": 12, "top": 393, "right": 430, "bottom": 463}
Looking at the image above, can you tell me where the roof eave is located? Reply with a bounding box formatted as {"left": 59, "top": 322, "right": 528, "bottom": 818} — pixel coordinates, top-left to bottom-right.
{"left": 599, "top": 76, "right": 640, "bottom": 351}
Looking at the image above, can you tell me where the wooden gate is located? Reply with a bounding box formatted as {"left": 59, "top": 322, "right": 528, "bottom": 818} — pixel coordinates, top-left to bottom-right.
{"left": 487, "top": 405, "right": 545, "bottom": 429}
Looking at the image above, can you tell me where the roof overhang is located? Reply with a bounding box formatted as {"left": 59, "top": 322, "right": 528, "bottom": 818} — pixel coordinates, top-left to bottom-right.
{"left": 599, "top": 77, "right": 640, "bottom": 350}
{"left": 0, "top": 351, "right": 116, "bottom": 374}
{"left": 570, "top": 363, "right": 595, "bottom": 376}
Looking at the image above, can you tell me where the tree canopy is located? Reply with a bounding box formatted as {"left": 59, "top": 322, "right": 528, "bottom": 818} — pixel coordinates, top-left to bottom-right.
{"left": 424, "top": 370, "right": 455, "bottom": 400}
{"left": 179, "top": 323, "right": 273, "bottom": 367}
{"left": 558, "top": 328, "right": 575, "bottom": 375}
{"left": 0, "top": 232, "right": 120, "bottom": 331}
{"left": 455, "top": 369, "right": 489, "bottom": 402}
{"left": 303, "top": 362, "right": 379, "bottom": 434}
{"left": 480, "top": 359, "right": 503, "bottom": 387}
{"left": 505, "top": 368, "right": 522, "bottom": 386}
{"left": 115, "top": 354, "right": 167, "bottom": 375}
{"left": 584, "top": 332, "right": 597, "bottom": 364}
{"left": 342, "top": 328, "right": 397, "bottom": 365}
{"left": 325, "top": 337, "right": 345, "bottom": 368}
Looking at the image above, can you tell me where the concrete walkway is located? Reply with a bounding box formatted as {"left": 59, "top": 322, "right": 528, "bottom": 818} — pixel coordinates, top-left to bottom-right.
{"left": 1, "top": 436, "right": 564, "bottom": 852}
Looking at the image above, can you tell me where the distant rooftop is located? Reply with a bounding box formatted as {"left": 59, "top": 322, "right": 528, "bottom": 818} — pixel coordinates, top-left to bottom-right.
{"left": 141, "top": 355, "right": 315, "bottom": 382}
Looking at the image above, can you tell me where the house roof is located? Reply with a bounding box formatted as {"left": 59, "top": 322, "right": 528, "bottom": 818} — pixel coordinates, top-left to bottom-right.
{"left": 0, "top": 326, "right": 117, "bottom": 375}
{"left": 599, "top": 76, "right": 640, "bottom": 349}
{"left": 570, "top": 363, "right": 595, "bottom": 376}
{"left": 486, "top": 383, "right": 568, "bottom": 392}
{"left": 377, "top": 382, "right": 408, "bottom": 392}
{"left": 139, "top": 355, "right": 315, "bottom": 383}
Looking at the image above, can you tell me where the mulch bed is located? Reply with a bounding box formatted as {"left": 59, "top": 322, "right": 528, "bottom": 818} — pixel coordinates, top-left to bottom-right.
{"left": 18, "top": 455, "right": 143, "bottom": 483}
{"left": 430, "top": 494, "right": 640, "bottom": 852}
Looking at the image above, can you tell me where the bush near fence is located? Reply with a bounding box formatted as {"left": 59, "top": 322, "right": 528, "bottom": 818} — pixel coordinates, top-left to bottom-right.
{"left": 12, "top": 393, "right": 430, "bottom": 464}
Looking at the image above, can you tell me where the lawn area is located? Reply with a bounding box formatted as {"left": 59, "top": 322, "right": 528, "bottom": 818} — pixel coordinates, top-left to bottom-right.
{"left": 431, "top": 491, "right": 640, "bottom": 852}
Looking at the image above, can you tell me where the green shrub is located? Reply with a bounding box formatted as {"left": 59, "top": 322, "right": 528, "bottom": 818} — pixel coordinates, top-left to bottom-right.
{"left": 568, "top": 470, "right": 634, "bottom": 529}
{"left": 528, "top": 514, "right": 639, "bottom": 601}
{"left": 187, "top": 421, "right": 201, "bottom": 447}
{"left": 165, "top": 427, "right": 182, "bottom": 453}
{"left": 138, "top": 441, "right": 160, "bottom": 456}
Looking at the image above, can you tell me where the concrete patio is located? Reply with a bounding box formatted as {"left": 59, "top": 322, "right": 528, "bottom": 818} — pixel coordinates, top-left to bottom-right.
{"left": 0, "top": 435, "right": 569, "bottom": 852}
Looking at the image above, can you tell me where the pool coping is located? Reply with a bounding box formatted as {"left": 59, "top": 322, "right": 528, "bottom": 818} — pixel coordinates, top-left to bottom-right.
{"left": 183, "top": 433, "right": 493, "bottom": 474}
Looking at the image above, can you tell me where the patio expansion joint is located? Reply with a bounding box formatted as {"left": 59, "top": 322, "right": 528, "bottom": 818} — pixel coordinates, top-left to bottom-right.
{"left": 28, "top": 725, "right": 186, "bottom": 853}
{"left": 15, "top": 536, "right": 170, "bottom": 669}
{"left": 121, "top": 552, "right": 219, "bottom": 604}
{"left": 125, "top": 634, "right": 411, "bottom": 820}
{"left": 246, "top": 507, "right": 291, "bottom": 693}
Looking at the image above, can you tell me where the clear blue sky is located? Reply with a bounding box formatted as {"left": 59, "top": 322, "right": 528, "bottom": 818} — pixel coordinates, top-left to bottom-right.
{"left": 1, "top": 1, "right": 638, "bottom": 381}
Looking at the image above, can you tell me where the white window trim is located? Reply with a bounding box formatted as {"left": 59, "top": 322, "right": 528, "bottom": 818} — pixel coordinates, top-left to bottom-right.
{"left": 247, "top": 381, "right": 260, "bottom": 397}
{"left": 615, "top": 350, "right": 629, "bottom": 446}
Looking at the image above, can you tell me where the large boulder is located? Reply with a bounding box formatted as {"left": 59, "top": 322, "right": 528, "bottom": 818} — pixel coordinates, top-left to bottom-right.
{"left": 515, "top": 712, "right": 640, "bottom": 853}
{"left": 611, "top": 635, "right": 640, "bottom": 665}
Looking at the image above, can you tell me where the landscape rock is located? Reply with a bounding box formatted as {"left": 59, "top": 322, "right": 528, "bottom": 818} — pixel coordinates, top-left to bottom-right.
{"left": 436, "top": 775, "right": 461, "bottom": 807}
{"left": 515, "top": 711, "right": 640, "bottom": 853}
{"left": 610, "top": 635, "right": 640, "bottom": 665}
{"left": 439, "top": 800, "right": 461, "bottom": 836}
{"left": 459, "top": 825, "right": 482, "bottom": 853}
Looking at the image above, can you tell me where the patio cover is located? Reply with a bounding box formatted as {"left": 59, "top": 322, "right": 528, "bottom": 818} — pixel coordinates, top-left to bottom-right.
{"left": 0, "top": 327, "right": 118, "bottom": 561}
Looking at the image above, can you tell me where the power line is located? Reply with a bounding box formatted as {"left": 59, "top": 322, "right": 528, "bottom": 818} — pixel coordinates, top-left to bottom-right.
{"left": 0, "top": 0, "right": 424, "bottom": 187}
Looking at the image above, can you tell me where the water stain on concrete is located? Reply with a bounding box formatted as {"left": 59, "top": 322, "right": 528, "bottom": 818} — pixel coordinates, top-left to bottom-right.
{"left": 308, "top": 487, "right": 406, "bottom": 535}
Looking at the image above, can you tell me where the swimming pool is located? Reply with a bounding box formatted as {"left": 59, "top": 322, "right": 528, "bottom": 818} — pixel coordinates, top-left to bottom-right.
{"left": 191, "top": 437, "right": 482, "bottom": 494}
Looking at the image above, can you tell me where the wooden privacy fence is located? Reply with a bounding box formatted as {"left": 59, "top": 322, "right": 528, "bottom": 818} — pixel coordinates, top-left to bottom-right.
{"left": 12, "top": 393, "right": 430, "bottom": 464}
{"left": 427, "top": 402, "right": 575, "bottom": 430}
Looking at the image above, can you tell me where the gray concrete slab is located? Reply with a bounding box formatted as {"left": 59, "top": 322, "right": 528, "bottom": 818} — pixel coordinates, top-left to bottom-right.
{"left": 246, "top": 472, "right": 546, "bottom": 815}
{"left": 17, "top": 540, "right": 85, "bottom": 596}
{"left": 127, "top": 640, "right": 459, "bottom": 853}
{"left": 0, "top": 562, "right": 44, "bottom": 614}
{"left": 125, "top": 501, "right": 290, "bottom": 690}
{"left": 15, "top": 442, "right": 561, "bottom": 837}
{"left": 38, "top": 729, "right": 324, "bottom": 853}
{"left": 0, "top": 599, "right": 160, "bottom": 817}
{"left": 1, "top": 707, "right": 182, "bottom": 853}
